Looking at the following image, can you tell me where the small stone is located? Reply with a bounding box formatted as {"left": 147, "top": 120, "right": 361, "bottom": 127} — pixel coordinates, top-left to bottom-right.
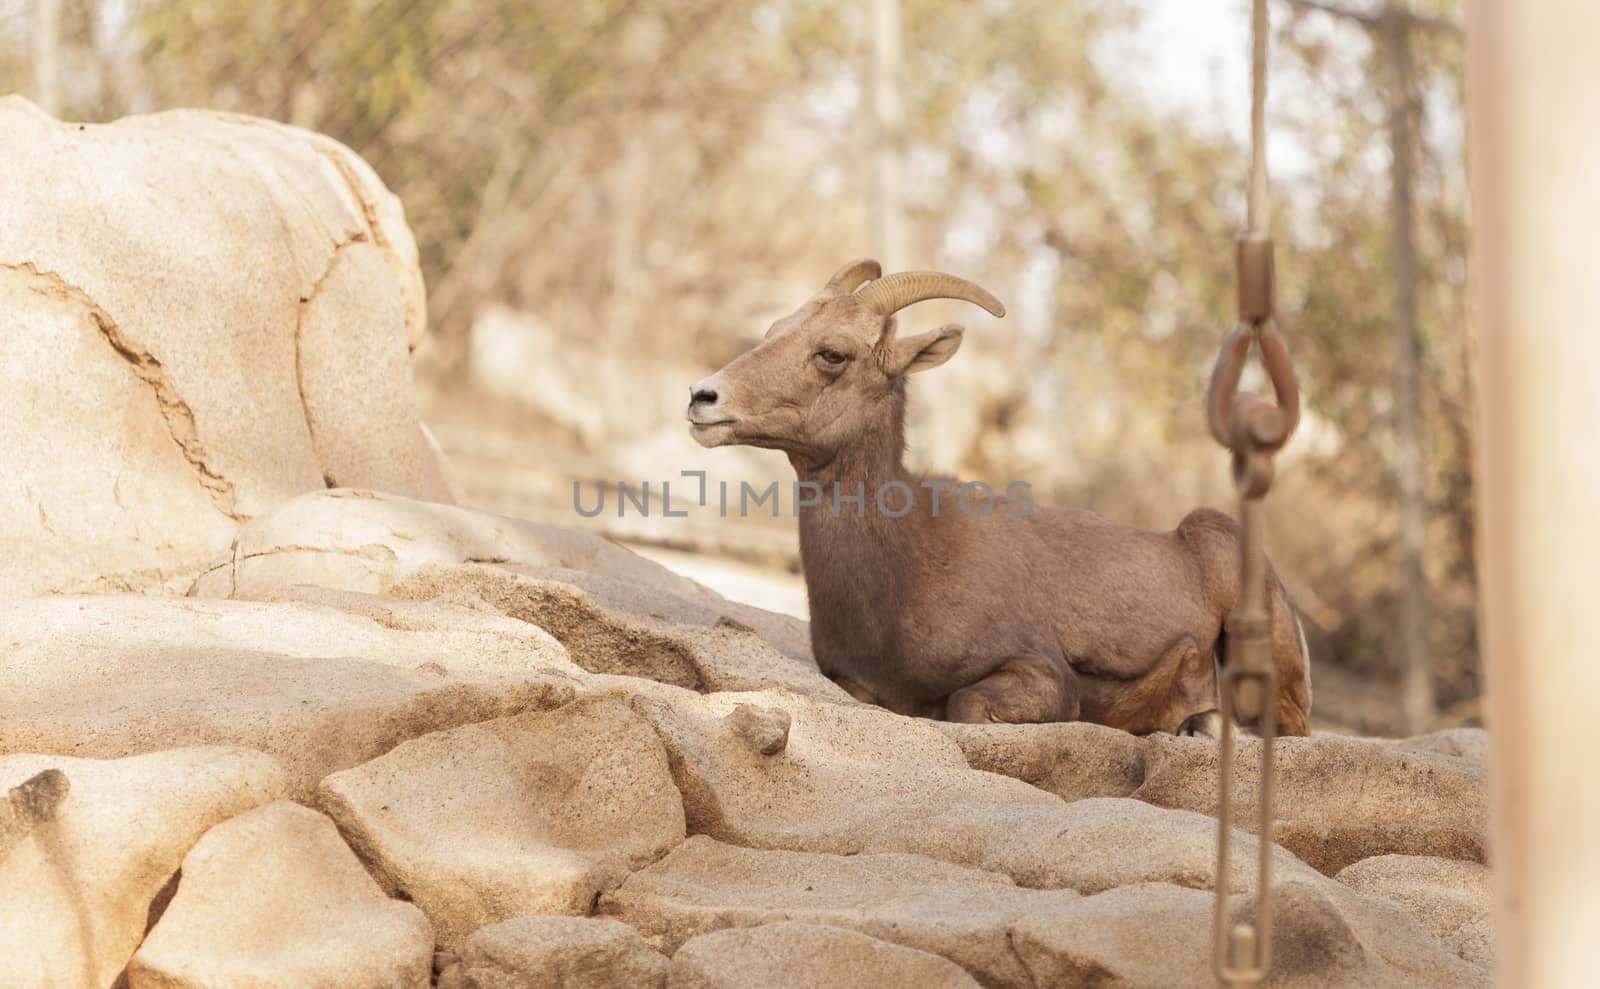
{"left": 727, "top": 704, "right": 791, "bottom": 756}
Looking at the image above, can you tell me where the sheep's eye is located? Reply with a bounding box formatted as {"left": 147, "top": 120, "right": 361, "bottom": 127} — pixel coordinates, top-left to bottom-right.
{"left": 816, "top": 348, "right": 849, "bottom": 366}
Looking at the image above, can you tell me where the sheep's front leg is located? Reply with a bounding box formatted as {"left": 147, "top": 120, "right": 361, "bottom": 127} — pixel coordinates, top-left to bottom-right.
{"left": 945, "top": 656, "right": 1080, "bottom": 724}
{"left": 829, "top": 674, "right": 880, "bottom": 705}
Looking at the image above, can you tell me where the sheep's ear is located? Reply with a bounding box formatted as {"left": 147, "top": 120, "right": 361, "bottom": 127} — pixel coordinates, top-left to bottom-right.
{"left": 883, "top": 323, "right": 963, "bottom": 376}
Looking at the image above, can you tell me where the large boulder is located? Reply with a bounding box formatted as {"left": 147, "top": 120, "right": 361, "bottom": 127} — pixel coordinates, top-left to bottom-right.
{"left": 0, "top": 747, "right": 287, "bottom": 988}
{"left": 602, "top": 835, "right": 1080, "bottom": 989}
{"left": 316, "top": 696, "right": 686, "bottom": 948}
{"left": 1133, "top": 731, "right": 1488, "bottom": 875}
{"left": 188, "top": 487, "right": 708, "bottom": 602}
{"left": 1007, "top": 877, "right": 1486, "bottom": 989}
{"left": 126, "top": 801, "right": 433, "bottom": 989}
{"left": 626, "top": 688, "right": 1314, "bottom": 895}
{"left": 0, "top": 97, "right": 452, "bottom": 596}
{"left": 187, "top": 488, "right": 828, "bottom": 695}
{"left": 605, "top": 836, "right": 1483, "bottom": 989}
{"left": 0, "top": 596, "right": 575, "bottom": 798}
{"left": 936, "top": 720, "right": 1146, "bottom": 801}
{"left": 1336, "top": 854, "right": 1494, "bottom": 967}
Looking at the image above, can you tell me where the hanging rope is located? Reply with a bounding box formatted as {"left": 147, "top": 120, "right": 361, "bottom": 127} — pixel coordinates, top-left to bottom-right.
{"left": 1205, "top": 0, "right": 1300, "bottom": 985}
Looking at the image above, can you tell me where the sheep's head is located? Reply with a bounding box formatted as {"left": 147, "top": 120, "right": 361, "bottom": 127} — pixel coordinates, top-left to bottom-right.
{"left": 686, "top": 260, "right": 1005, "bottom": 460}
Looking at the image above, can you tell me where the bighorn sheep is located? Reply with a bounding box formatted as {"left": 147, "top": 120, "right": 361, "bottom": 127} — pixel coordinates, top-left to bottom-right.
{"left": 687, "top": 260, "right": 1312, "bottom": 735}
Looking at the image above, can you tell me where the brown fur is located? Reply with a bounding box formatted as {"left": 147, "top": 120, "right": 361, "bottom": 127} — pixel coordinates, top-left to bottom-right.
{"left": 687, "top": 262, "right": 1312, "bottom": 735}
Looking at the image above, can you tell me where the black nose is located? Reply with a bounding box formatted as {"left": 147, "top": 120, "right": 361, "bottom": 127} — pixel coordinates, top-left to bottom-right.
{"left": 690, "top": 386, "right": 718, "bottom": 406}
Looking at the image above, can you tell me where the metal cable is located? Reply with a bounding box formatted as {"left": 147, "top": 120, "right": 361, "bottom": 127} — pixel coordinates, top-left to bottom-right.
{"left": 1247, "top": 0, "right": 1270, "bottom": 233}
{"left": 1208, "top": 0, "right": 1298, "bottom": 984}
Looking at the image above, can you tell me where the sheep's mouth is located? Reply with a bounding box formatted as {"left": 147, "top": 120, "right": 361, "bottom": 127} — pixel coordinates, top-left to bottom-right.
{"left": 687, "top": 418, "right": 738, "bottom": 448}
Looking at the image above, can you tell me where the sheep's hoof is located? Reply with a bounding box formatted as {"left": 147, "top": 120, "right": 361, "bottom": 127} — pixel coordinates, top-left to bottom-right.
{"left": 1176, "top": 709, "right": 1225, "bottom": 738}
{"left": 728, "top": 704, "right": 791, "bottom": 756}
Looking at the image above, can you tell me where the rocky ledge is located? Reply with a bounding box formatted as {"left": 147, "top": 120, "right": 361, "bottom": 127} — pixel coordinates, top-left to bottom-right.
{"left": 0, "top": 491, "right": 1492, "bottom": 989}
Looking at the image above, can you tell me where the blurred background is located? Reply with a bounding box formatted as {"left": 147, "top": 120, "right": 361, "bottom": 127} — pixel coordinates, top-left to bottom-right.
{"left": 1, "top": 0, "right": 1472, "bottom": 736}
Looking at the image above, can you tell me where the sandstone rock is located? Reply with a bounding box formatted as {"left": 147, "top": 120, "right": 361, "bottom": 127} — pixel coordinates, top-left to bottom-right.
{"left": 1134, "top": 731, "right": 1488, "bottom": 875}
{"left": 602, "top": 835, "right": 1078, "bottom": 989}
{"left": 0, "top": 260, "right": 237, "bottom": 597}
{"left": 186, "top": 488, "right": 835, "bottom": 699}
{"left": 935, "top": 720, "right": 1146, "bottom": 801}
{"left": 0, "top": 98, "right": 453, "bottom": 595}
{"left": 459, "top": 916, "right": 669, "bottom": 989}
{"left": 630, "top": 689, "right": 1310, "bottom": 895}
{"left": 0, "top": 596, "right": 574, "bottom": 798}
{"left": 609, "top": 837, "right": 1484, "bottom": 989}
{"left": 391, "top": 565, "right": 834, "bottom": 697}
{"left": 0, "top": 747, "right": 287, "bottom": 988}
{"left": 1336, "top": 854, "right": 1494, "bottom": 967}
{"left": 297, "top": 238, "right": 443, "bottom": 498}
{"left": 188, "top": 488, "right": 709, "bottom": 601}
{"left": 668, "top": 922, "right": 980, "bottom": 989}
{"left": 1388, "top": 728, "right": 1489, "bottom": 764}
{"left": 1009, "top": 877, "right": 1488, "bottom": 989}
{"left": 631, "top": 688, "right": 1052, "bottom": 851}
{"left": 316, "top": 696, "right": 686, "bottom": 948}
{"left": 127, "top": 801, "right": 432, "bottom": 989}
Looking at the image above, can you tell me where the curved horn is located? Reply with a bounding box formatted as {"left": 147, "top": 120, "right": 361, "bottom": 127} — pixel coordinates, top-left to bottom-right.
{"left": 854, "top": 271, "right": 1007, "bottom": 318}
{"left": 823, "top": 258, "right": 883, "bottom": 294}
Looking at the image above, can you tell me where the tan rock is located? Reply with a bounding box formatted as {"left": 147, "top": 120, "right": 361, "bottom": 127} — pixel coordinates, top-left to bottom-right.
{"left": 601, "top": 835, "right": 1078, "bottom": 989}
{"left": 1336, "top": 854, "right": 1494, "bottom": 967}
{"left": 186, "top": 489, "right": 835, "bottom": 698}
{"left": 127, "top": 801, "right": 432, "bottom": 989}
{"left": 668, "top": 922, "right": 980, "bottom": 989}
{"left": 460, "top": 916, "right": 669, "bottom": 989}
{"left": 188, "top": 488, "right": 710, "bottom": 601}
{"left": 297, "top": 240, "right": 445, "bottom": 497}
{"left": 1133, "top": 731, "right": 1488, "bottom": 874}
{"left": 316, "top": 696, "right": 686, "bottom": 948}
{"left": 1387, "top": 728, "right": 1489, "bottom": 764}
{"left": 393, "top": 566, "right": 834, "bottom": 697}
{"left": 892, "top": 796, "right": 1320, "bottom": 895}
{"left": 0, "top": 260, "right": 237, "bottom": 596}
{"left": 631, "top": 689, "right": 1053, "bottom": 852}
{"left": 1009, "top": 877, "right": 1488, "bottom": 989}
{"left": 0, "top": 747, "right": 287, "bottom": 988}
{"left": 0, "top": 98, "right": 453, "bottom": 595}
{"left": 935, "top": 720, "right": 1145, "bottom": 801}
{"left": 0, "top": 596, "right": 575, "bottom": 798}
{"left": 609, "top": 837, "right": 1483, "bottom": 989}
{"left": 630, "top": 689, "right": 1309, "bottom": 894}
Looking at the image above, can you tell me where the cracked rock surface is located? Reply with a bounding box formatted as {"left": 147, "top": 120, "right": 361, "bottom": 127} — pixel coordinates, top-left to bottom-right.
{"left": 0, "top": 96, "right": 453, "bottom": 596}
{"left": 0, "top": 748, "right": 288, "bottom": 987}
{"left": 126, "top": 801, "right": 434, "bottom": 989}
{"left": 316, "top": 696, "right": 687, "bottom": 949}
{"left": 0, "top": 100, "right": 1494, "bottom": 989}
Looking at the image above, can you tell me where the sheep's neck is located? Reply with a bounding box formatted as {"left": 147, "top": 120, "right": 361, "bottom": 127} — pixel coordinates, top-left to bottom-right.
{"left": 790, "top": 415, "right": 908, "bottom": 501}
{"left": 790, "top": 397, "right": 915, "bottom": 666}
